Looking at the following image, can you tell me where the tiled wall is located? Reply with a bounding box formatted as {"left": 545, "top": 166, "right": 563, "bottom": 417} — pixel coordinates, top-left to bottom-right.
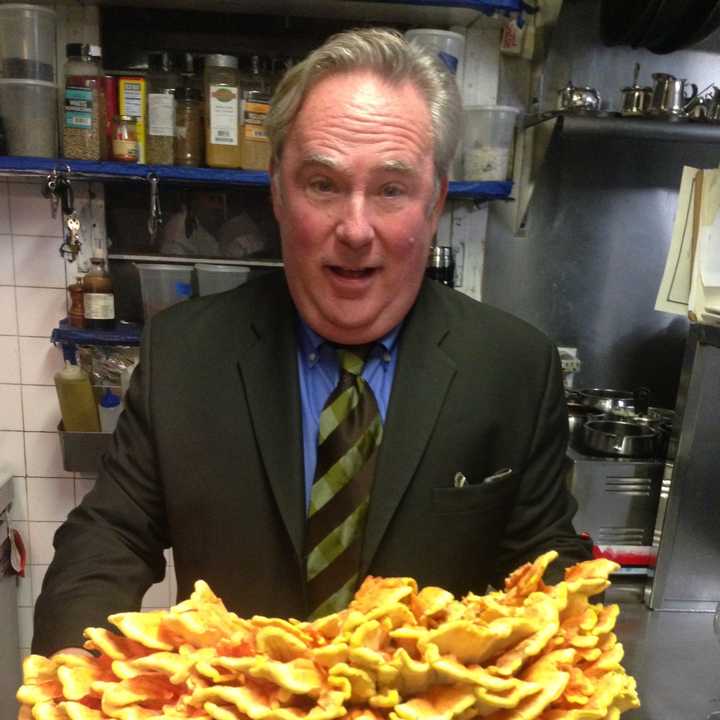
{"left": 0, "top": 179, "right": 173, "bottom": 666}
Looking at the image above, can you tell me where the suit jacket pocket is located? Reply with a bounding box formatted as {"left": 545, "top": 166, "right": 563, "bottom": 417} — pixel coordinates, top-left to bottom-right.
{"left": 432, "top": 478, "right": 516, "bottom": 515}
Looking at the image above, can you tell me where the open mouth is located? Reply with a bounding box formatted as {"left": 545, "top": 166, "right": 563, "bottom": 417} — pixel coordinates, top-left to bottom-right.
{"left": 328, "top": 266, "right": 376, "bottom": 279}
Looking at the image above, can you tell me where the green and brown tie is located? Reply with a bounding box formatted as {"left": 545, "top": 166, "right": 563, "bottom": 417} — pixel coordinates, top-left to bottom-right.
{"left": 305, "top": 345, "right": 383, "bottom": 619}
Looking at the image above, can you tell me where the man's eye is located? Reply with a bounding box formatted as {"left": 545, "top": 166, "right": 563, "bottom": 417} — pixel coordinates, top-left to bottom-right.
{"left": 381, "top": 184, "right": 405, "bottom": 198}
{"left": 309, "top": 179, "right": 335, "bottom": 194}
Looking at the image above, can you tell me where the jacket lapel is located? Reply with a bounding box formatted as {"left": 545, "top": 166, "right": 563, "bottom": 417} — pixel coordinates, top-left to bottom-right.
{"left": 361, "top": 281, "right": 457, "bottom": 574}
{"left": 235, "top": 275, "right": 306, "bottom": 563}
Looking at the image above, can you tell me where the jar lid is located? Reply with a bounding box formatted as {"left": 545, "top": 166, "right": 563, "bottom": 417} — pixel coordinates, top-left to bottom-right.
{"left": 205, "top": 54, "right": 238, "bottom": 69}
{"left": 114, "top": 114, "right": 136, "bottom": 122}
{"left": 148, "top": 51, "right": 173, "bottom": 73}
{"left": 174, "top": 86, "right": 202, "bottom": 101}
{"left": 175, "top": 52, "right": 197, "bottom": 75}
{"left": 66, "top": 43, "right": 102, "bottom": 60}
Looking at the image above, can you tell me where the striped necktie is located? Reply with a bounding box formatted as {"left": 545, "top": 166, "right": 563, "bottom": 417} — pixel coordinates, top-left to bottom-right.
{"left": 305, "top": 345, "right": 383, "bottom": 619}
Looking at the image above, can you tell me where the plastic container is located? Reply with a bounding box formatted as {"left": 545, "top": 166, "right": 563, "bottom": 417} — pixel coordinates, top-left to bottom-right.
{"left": 195, "top": 263, "right": 250, "bottom": 296}
{"left": 135, "top": 263, "right": 193, "bottom": 320}
{"left": 405, "top": 28, "right": 465, "bottom": 81}
{"left": 54, "top": 361, "right": 100, "bottom": 433}
{"left": 99, "top": 388, "right": 122, "bottom": 433}
{"left": 462, "top": 105, "right": 519, "bottom": 182}
{"left": 146, "top": 51, "right": 178, "bottom": 164}
{"left": 0, "top": 4, "right": 56, "bottom": 82}
{"left": 174, "top": 86, "right": 202, "bottom": 166}
{"left": 0, "top": 78, "right": 57, "bottom": 156}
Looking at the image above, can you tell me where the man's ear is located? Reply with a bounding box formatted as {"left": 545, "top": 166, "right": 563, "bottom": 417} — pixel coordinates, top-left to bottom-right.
{"left": 430, "top": 175, "right": 449, "bottom": 225}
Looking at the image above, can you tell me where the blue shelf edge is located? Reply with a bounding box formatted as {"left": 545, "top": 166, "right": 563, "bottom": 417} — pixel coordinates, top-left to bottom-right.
{"left": 51, "top": 319, "right": 142, "bottom": 347}
{"left": 0, "top": 156, "right": 512, "bottom": 201}
{"left": 369, "top": 0, "right": 523, "bottom": 13}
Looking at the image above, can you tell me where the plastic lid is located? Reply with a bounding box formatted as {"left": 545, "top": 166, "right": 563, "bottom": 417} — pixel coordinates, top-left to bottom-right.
{"left": 175, "top": 52, "right": 197, "bottom": 75}
{"left": 100, "top": 387, "right": 121, "bottom": 408}
{"left": 0, "top": 4, "right": 56, "bottom": 14}
{"left": 66, "top": 43, "right": 102, "bottom": 59}
{"left": 0, "top": 79, "right": 56, "bottom": 88}
{"left": 205, "top": 54, "right": 238, "bottom": 69}
{"left": 59, "top": 360, "right": 84, "bottom": 379}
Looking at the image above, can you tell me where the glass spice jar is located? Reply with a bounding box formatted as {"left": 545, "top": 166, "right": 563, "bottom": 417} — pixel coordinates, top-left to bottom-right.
{"left": 174, "top": 87, "right": 202, "bottom": 166}
{"left": 204, "top": 54, "right": 242, "bottom": 168}
{"left": 111, "top": 115, "right": 138, "bottom": 162}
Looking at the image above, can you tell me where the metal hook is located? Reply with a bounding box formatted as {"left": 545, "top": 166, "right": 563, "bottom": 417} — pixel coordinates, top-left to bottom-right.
{"left": 147, "top": 173, "right": 162, "bottom": 244}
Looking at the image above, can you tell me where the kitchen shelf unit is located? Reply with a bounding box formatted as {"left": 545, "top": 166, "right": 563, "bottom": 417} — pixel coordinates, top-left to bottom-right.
{"left": 0, "top": 156, "right": 513, "bottom": 202}
{"left": 51, "top": 319, "right": 142, "bottom": 348}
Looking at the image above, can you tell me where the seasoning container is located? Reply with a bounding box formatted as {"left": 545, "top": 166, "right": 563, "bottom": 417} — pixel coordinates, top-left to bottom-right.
{"left": 174, "top": 86, "right": 202, "bottom": 166}
{"left": 240, "top": 55, "right": 271, "bottom": 171}
{"left": 99, "top": 388, "right": 122, "bottom": 433}
{"left": 83, "top": 251, "right": 115, "bottom": 330}
{"left": 146, "top": 51, "right": 178, "bottom": 164}
{"left": 54, "top": 361, "right": 100, "bottom": 432}
{"left": 426, "top": 246, "right": 455, "bottom": 288}
{"left": 111, "top": 115, "right": 138, "bottom": 162}
{"left": 63, "top": 44, "right": 106, "bottom": 161}
{"left": 68, "top": 274, "right": 85, "bottom": 328}
{"left": 103, "top": 75, "right": 117, "bottom": 158}
{"left": 205, "top": 54, "right": 242, "bottom": 168}
{"left": 118, "top": 76, "right": 147, "bottom": 163}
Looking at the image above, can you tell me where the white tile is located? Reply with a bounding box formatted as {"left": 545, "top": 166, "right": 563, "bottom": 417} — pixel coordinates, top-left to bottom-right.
{"left": 16, "top": 287, "right": 66, "bottom": 338}
{"left": 141, "top": 575, "right": 170, "bottom": 609}
{"left": 0, "top": 336, "right": 20, "bottom": 383}
{"left": 0, "top": 384, "right": 22, "bottom": 430}
{"left": 27, "top": 476, "right": 75, "bottom": 522}
{"left": 9, "top": 182, "right": 62, "bottom": 237}
{"left": 0, "top": 234, "right": 13, "bottom": 284}
{"left": 28, "top": 521, "right": 62, "bottom": 565}
{"left": 22, "top": 385, "right": 60, "bottom": 432}
{"left": 30, "top": 564, "right": 48, "bottom": 604}
{"left": 13, "top": 236, "right": 68, "bottom": 289}
{"left": 16, "top": 573, "right": 32, "bottom": 608}
{"left": 0, "top": 286, "right": 17, "bottom": 335}
{"left": 9, "top": 476, "right": 28, "bottom": 522}
{"left": 17, "top": 606, "right": 33, "bottom": 649}
{"left": 74, "top": 475, "right": 95, "bottom": 504}
{"left": 0, "top": 182, "right": 9, "bottom": 234}
{"left": 24, "top": 432, "right": 71, "bottom": 478}
{"left": 19, "top": 337, "right": 62, "bottom": 385}
{"left": 0, "top": 431, "right": 25, "bottom": 476}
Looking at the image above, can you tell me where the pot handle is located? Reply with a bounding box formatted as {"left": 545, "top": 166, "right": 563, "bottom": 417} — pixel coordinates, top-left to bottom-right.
{"left": 685, "top": 83, "right": 699, "bottom": 102}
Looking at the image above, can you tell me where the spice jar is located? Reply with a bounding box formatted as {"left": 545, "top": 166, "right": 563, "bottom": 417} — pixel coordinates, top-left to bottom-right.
{"left": 174, "top": 87, "right": 202, "bottom": 166}
{"left": 111, "top": 115, "right": 138, "bottom": 162}
{"left": 83, "top": 252, "right": 115, "bottom": 330}
{"left": 68, "top": 275, "right": 85, "bottom": 328}
{"left": 146, "top": 51, "right": 178, "bottom": 165}
{"left": 204, "top": 54, "right": 242, "bottom": 168}
{"left": 240, "top": 55, "right": 271, "bottom": 171}
{"left": 63, "top": 44, "right": 106, "bottom": 160}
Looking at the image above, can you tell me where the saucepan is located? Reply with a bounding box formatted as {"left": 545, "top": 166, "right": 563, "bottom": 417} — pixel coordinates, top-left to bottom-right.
{"left": 567, "top": 402, "right": 604, "bottom": 451}
{"left": 577, "top": 388, "right": 634, "bottom": 412}
{"left": 583, "top": 419, "right": 660, "bottom": 459}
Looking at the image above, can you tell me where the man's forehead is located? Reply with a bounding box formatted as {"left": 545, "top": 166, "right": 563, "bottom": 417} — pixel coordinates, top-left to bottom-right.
{"left": 297, "top": 153, "right": 417, "bottom": 174}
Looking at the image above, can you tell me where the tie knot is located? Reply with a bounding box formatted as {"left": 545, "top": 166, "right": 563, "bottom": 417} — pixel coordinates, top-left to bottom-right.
{"left": 336, "top": 344, "right": 373, "bottom": 376}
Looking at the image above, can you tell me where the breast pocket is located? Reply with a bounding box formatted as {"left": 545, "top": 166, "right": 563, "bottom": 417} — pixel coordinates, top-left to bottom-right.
{"left": 432, "top": 472, "right": 516, "bottom": 515}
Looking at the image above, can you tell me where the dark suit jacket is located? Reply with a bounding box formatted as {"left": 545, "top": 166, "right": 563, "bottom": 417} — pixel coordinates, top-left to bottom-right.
{"left": 33, "top": 271, "right": 590, "bottom": 654}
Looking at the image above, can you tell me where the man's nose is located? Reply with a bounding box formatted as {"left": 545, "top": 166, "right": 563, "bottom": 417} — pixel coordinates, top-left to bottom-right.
{"left": 336, "top": 194, "right": 374, "bottom": 247}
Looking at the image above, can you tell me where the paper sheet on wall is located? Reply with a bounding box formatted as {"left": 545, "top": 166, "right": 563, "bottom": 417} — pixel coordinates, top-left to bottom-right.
{"left": 654, "top": 166, "right": 700, "bottom": 316}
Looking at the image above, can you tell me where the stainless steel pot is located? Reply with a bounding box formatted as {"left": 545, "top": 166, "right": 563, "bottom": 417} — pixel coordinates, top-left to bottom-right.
{"left": 577, "top": 388, "right": 634, "bottom": 412}
{"left": 557, "top": 81, "right": 601, "bottom": 113}
{"left": 567, "top": 402, "right": 604, "bottom": 451}
{"left": 583, "top": 419, "right": 660, "bottom": 459}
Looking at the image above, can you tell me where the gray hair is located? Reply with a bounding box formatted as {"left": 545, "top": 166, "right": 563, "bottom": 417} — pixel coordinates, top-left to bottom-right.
{"left": 265, "top": 27, "right": 462, "bottom": 179}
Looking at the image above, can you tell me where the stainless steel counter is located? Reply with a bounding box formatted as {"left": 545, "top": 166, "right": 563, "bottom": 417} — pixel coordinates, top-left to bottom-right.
{"left": 617, "top": 605, "right": 720, "bottom": 719}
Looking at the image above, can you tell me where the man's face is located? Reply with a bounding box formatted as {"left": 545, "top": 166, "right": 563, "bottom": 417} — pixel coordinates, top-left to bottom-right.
{"left": 271, "top": 71, "right": 448, "bottom": 344}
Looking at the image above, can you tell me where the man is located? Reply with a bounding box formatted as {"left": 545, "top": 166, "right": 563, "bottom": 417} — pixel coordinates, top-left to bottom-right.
{"left": 33, "top": 28, "right": 590, "bottom": 655}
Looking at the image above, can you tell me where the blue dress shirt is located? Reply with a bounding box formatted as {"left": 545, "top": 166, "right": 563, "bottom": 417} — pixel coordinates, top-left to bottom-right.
{"left": 296, "top": 319, "right": 401, "bottom": 511}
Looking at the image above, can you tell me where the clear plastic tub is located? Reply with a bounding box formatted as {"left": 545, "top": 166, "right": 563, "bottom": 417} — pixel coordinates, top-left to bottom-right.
{"left": 405, "top": 28, "right": 465, "bottom": 81}
{"left": 0, "top": 79, "right": 57, "bottom": 156}
{"left": 462, "top": 105, "right": 519, "bottom": 182}
{"left": 135, "top": 263, "right": 193, "bottom": 320}
{"left": 0, "top": 4, "right": 56, "bottom": 81}
{"left": 195, "top": 264, "right": 250, "bottom": 296}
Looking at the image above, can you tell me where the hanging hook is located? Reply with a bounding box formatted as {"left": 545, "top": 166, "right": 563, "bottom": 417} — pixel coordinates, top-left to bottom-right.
{"left": 147, "top": 173, "right": 162, "bottom": 244}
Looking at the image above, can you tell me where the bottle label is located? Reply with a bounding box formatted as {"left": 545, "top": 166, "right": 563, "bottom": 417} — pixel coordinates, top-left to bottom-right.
{"left": 209, "top": 84, "right": 239, "bottom": 145}
{"left": 148, "top": 92, "right": 175, "bottom": 136}
{"left": 65, "top": 86, "right": 94, "bottom": 129}
{"left": 243, "top": 100, "right": 270, "bottom": 142}
{"left": 84, "top": 293, "right": 115, "bottom": 320}
{"left": 112, "top": 139, "right": 139, "bottom": 161}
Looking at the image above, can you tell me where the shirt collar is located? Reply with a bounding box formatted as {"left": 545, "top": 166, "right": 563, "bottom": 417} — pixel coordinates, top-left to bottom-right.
{"left": 297, "top": 317, "right": 402, "bottom": 365}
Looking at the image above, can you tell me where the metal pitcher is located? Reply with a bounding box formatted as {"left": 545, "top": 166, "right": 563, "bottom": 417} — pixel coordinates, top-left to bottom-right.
{"left": 649, "top": 73, "right": 698, "bottom": 117}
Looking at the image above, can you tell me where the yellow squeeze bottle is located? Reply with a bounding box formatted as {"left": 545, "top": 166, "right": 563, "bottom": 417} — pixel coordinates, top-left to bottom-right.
{"left": 54, "top": 361, "right": 100, "bottom": 432}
